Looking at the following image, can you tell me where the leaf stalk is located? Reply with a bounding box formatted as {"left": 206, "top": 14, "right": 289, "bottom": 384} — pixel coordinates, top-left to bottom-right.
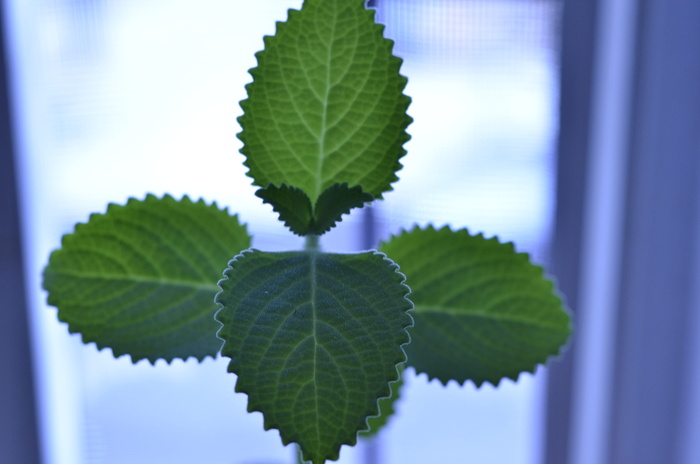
{"left": 305, "top": 234, "right": 320, "bottom": 251}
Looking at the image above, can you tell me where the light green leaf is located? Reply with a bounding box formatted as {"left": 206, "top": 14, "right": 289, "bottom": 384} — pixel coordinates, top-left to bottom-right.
{"left": 256, "top": 183, "right": 373, "bottom": 236}
{"left": 215, "top": 249, "right": 412, "bottom": 464}
{"left": 380, "top": 226, "right": 571, "bottom": 386}
{"left": 239, "top": 0, "right": 411, "bottom": 209}
{"left": 43, "top": 195, "right": 251, "bottom": 363}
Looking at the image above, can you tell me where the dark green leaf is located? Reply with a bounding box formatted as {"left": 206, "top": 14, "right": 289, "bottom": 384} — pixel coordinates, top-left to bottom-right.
{"left": 43, "top": 194, "right": 251, "bottom": 363}
{"left": 312, "top": 183, "right": 373, "bottom": 235}
{"left": 216, "top": 250, "right": 412, "bottom": 464}
{"left": 256, "top": 184, "right": 314, "bottom": 235}
{"left": 380, "top": 226, "right": 571, "bottom": 386}
{"left": 359, "top": 365, "right": 404, "bottom": 439}
{"left": 257, "top": 183, "right": 373, "bottom": 236}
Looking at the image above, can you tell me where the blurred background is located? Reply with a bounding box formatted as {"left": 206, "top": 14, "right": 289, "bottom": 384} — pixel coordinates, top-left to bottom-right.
{"left": 1, "top": 0, "right": 698, "bottom": 463}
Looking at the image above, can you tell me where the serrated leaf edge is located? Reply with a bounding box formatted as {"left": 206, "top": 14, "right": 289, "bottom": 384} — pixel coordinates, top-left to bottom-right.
{"left": 359, "top": 364, "right": 405, "bottom": 439}
{"left": 380, "top": 224, "right": 573, "bottom": 389}
{"left": 237, "top": 0, "right": 412, "bottom": 203}
{"left": 44, "top": 193, "right": 248, "bottom": 365}
{"left": 214, "top": 249, "right": 414, "bottom": 462}
{"left": 311, "top": 183, "right": 375, "bottom": 236}
{"left": 255, "top": 184, "right": 313, "bottom": 236}
{"left": 256, "top": 182, "right": 375, "bottom": 237}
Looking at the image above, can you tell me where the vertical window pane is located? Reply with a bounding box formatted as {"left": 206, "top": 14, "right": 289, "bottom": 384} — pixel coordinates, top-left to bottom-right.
{"left": 373, "top": 1, "right": 561, "bottom": 464}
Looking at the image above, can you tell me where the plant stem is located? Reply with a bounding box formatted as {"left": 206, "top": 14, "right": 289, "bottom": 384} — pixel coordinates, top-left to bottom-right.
{"left": 305, "top": 234, "right": 320, "bottom": 251}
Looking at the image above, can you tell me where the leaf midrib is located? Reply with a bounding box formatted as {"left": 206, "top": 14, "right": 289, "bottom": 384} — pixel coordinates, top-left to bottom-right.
{"left": 51, "top": 269, "right": 218, "bottom": 292}
{"left": 308, "top": 250, "right": 321, "bottom": 455}
{"left": 415, "top": 304, "right": 566, "bottom": 330}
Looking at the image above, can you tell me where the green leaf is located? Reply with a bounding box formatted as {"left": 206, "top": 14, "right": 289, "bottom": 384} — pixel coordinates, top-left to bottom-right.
{"left": 257, "top": 183, "right": 373, "bottom": 236}
{"left": 239, "top": 0, "right": 411, "bottom": 208}
{"left": 359, "top": 365, "right": 404, "bottom": 439}
{"left": 215, "top": 250, "right": 412, "bottom": 464}
{"left": 43, "top": 194, "right": 251, "bottom": 363}
{"left": 256, "top": 184, "right": 314, "bottom": 235}
{"left": 380, "top": 226, "right": 571, "bottom": 386}
{"left": 313, "top": 183, "right": 374, "bottom": 234}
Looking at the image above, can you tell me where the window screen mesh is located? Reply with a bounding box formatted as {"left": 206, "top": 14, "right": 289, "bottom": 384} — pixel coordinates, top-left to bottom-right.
{"left": 373, "top": 0, "right": 562, "bottom": 263}
{"left": 377, "top": 0, "right": 559, "bottom": 63}
{"left": 9, "top": 1, "right": 562, "bottom": 463}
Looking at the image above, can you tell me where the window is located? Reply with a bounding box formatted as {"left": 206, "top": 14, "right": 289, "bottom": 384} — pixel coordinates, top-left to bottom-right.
{"left": 7, "top": 1, "right": 562, "bottom": 463}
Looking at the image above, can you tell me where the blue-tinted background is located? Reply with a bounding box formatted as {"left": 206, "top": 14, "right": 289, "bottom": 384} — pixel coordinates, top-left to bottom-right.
{"left": 7, "top": 1, "right": 561, "bottom": 463}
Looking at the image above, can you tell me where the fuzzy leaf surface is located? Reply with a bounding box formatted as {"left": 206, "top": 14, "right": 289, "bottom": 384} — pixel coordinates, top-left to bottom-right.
{"left": 239, "top": 0, "right": 411, "bottom": 209}
{"left": 257, "top": 183, "right": 373, "bottom": 236}
{"left": 359, "top": 365, "right": 404, "bottom": 439}
{"left": 312, "top": 183, "right": 373, "bottom": 234}
{"left": 216, "top": 250, "right": 412, "bottom": 464}
{"left": 380, "top": 226, "right": 571, "bottom": 386}
{"left": 43, "top": 195, "right": 251, "bottom": 363}
{"left": 256, "top": 184, "right": 314, "bottom": 235}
